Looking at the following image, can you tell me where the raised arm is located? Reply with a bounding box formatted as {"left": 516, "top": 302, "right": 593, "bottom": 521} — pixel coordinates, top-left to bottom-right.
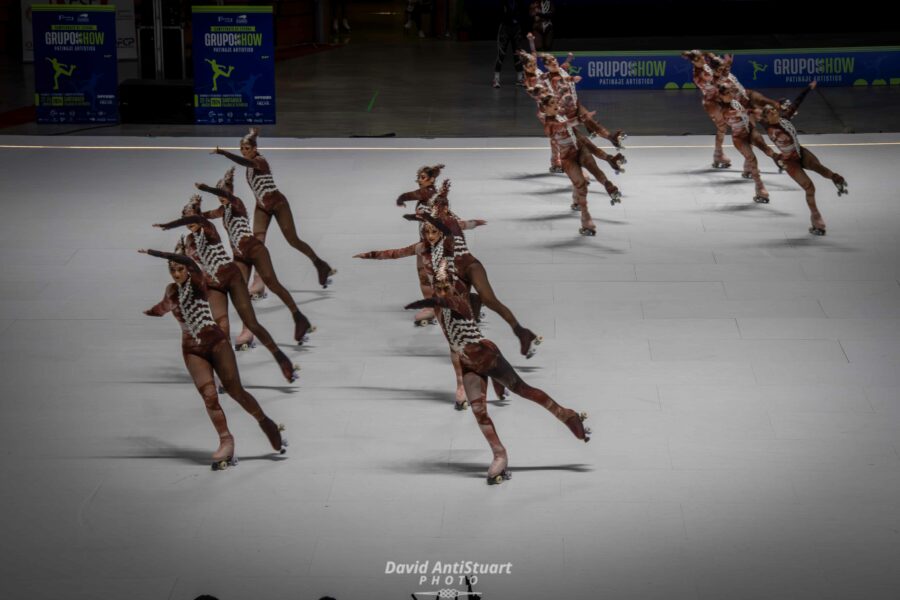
{"left": 154, "top": 215, "right": 210, "bottom": 231}
{"left": 212, "top": 147, "right": 263, "bottom": 169}
{"left": 354, "top": 243, "right": 419, "bottom": 260}
{"left": 783, "top": 81, "right": 816, "bottom": 120}
{"left": 396, "top": 188, "right": 431, "bottom": 207}
{"left": 196, "top": 182, "right": 237, "bottom": 202}
{"left": 458, "top": 219, "right": 487, "bottom": 231}
{"left": 141, "top": 248, "right": 201, "bottom": 274}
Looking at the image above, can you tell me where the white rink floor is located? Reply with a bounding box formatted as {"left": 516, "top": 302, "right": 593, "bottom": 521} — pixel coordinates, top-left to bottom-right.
{"left": 1, "top": 134, "right": 900, "bottom": 600}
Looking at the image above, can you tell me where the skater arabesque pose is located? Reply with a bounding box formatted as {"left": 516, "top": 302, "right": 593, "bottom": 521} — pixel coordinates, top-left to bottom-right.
{"left": 140, "top": 247, "right": 288, "bottom": 470}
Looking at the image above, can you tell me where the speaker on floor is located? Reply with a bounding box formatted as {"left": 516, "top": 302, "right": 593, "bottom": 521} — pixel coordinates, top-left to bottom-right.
{"left": 119, "top": 79, "right": 194, "bottom": 124}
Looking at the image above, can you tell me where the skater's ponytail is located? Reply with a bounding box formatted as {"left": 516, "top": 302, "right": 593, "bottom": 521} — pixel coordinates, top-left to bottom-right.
{"left": 182, "top": 194, "right": 202, "bottom": 216}
{"left": 217, "top": 166, "right": 236, "bottom": 192}
{"left": 417, "top": 163, "right": 445, "bottom": 180}
{"left": 241, "top": 127, "right": 260, "bottom": 147}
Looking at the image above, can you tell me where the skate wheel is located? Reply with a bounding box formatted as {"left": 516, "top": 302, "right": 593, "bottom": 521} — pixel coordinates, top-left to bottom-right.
{"left": 570, "top": 203, "right": 580, "bottom": 212}
{"left": 579, "top": 228, "right": 597, "bottom": 237}
{"left": 534, "top": 336, "right": 543, "bottom": 346}
{"left": 454, "top": 400, "right": 468, "bottom": 411}
{"left": 753, "top": 196, "right": 770, "bottom": 204}
{"left": 741, "top": 172, "right": 752, "bottom": 179}
{"left": 279, "top": 447, "right": 287, "bottom": 454}
{"left": 277, "top": 423, "right": 286, "bottom": 432}
{"left": 282, "top": 437, "right": 289, "bottom": 447}
{"left": 809, "top": 227, "right": 826, "bottom": 236}
{"left": 584, "top": 427, "right": 592, "bottom": 435}
{"left": 231, "top": 456, "right": 239, "bottom": 466}
{"left": 579, "top": 411, "right": 588, "bottom": 421}
{"left": 584, "top": 436, "right": 591, "bottom": 443}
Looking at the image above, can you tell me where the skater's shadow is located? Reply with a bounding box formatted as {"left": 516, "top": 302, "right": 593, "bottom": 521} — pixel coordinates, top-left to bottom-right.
{"left": 393, "top": 459, "right": 592, "bottom": 478}
{"left": 532, "top": 186, "right": 581, "bottom": 195}
{"left": 541, "top": 238, "right": 628, "bottom": 253}
{"left": 501, "top": 172, "right": 561, "bottom": 181}
{"left": 125, "top": 366, "right": 193, "bottom": 385}
{"left": 94, "top": 436, "right": 288, "bottom": 466}
{"left": 771, "top": 237, "right": 860, "bottom": 251}
{"left": 342, "top": 385, "right": 454, "bottom": 405}
{"left": 513, "top": 212, "right": 577, "bottom": 222}
{"left": 706, "top": 204, "right": 793, "bottom": 217}
{"left": 244, "top": 384, "right": 298, "bottom": 394}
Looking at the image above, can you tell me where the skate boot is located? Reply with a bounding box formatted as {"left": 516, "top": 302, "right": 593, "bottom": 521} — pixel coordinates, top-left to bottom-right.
{"left": 562, "top": 410, "right": 591, "bottom": 442}
{"left": 513, "top": 324, "right": 543, "bottom": 359}
{"left": 275, "top": 350, "right": 300, "bottom": 383}
{"left": 234, "top": 329, "right": 256, "bottom": 352}
{"left": 549, "top": 164, "right": 564, "bottom": 174}
{"left": 248, "top": 274, "right": 267, "bottom": 301}
{"left": 832, "top": 175, "right": 848, "bottom": 196}
{"left": 492, "top": 378, "right": 509, "bottom": 401}
{"left": 712, "top": 152, "right": 732, "bottom": 169}
{"left": 753, "top": 194, "right": 770, "bottom": 204}
{"left": 314, "top": 259, "right": 336, "bottom": 288}
{"left": 742, "top": 171, "right": 753, "bottom": 179}
{"left": 486, "top": 451, "right": 511, "bottom": 485}
{"left": 413, "top": 306, "right": 436, "bottom": 327}
{"left": 809, "top": 214, "right": 827, "bottom": 236}
{"left": 259, "top": 417, "right": 288, "bottom": 454}
{"left": 607, "top": 153, "right": 627, "bottom": 174}
{"left": 492, "top": 72, "right": 501, "bottom": 88}
{"left": 211, "top": 433, "right": 238, "bottom": 471}
{"left": 454, "top": 385, "right": 468, "bottom": 411}
{"left": 609, "top": 130, "right": 627, "bottom": 149}
{"left": 608, "top": 187, "right": 622, "bottom": 206}
{"left": 293, "top": 310, "right": 316, "bottom": 345}
{"left": 570, "top": 202, "right": 581, "bottom": 212}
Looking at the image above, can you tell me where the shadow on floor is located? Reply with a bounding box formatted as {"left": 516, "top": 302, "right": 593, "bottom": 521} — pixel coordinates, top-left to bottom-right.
{"left": 389, "top": 458, "right": 592, "bottom": 478}
{"left": 94, "top": 436, "right": 288, "bottom": 466}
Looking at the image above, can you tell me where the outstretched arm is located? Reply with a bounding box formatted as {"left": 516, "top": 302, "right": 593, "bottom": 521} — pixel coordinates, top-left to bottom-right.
{"left": 784, "top": 81, "right": 816, "bottom": 120}
{"left": 140, "top": 248, "right": 201, "bottom": 273}
{"left": 196, "top": 182, "right": 237, "bottom": 202}
{"left": 211, "top": 147, "right": 262, "bottom": 169}
{"left": 153, "top": 215, "right": 210, "bottom": 231}
{"left": 354, "top": 243, "right": 418, "bottom": 260}
{"left": 144, "top": 287, "right": 175, "bottom": 317}
{"left": 458, "top": 219, "right": 487, "bottom": 230}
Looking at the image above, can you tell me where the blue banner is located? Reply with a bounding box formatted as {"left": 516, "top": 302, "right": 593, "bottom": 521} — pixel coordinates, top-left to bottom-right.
{"left": 557, "top": 47, "right": 900, "bottom": 90}
{"left": 32, "top": 4, "right": 118, "bottom": 124}
{"left": 192, "top": 5, "right": 275, "bottom": 124}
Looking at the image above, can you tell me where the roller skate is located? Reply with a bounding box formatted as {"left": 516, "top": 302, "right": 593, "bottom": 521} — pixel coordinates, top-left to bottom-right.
{"left": 314, "top": 259, "right": 336, "bottom": 289}
{"left": 514, "top": 324, "right": 543, "bottom": 359}
{"left": 492, "top": 379, "right": 509, "bottom": 401}
{"left": 492, "top": 72, "right": 501, "bottom": 88}
{"left": 211, "top": 433, "right": 238, "bottom": 471}
{"left": 608, "top": 187, "right": 622, "bottom": 206}
{"left": 549, "top": 164, "right": 564, "bottom": 174}
{"left": 809, "top": 214, "right": 827, "bottom": 236}
{"left": 275, "top": 351, "right": 300, "bottom": 383}
{"left": 248, "top": 276, "right": 267, "bottom": 302}
{"left": 753, "top": 195, "right": 770, "bottom": 204}
{"left": 259, "top": 417, "right": 288, "bottom": 454}
{"left": 413, "top": 307, "right": 436, "bottom": 327}
{"left": 570, "top": 202, "right": 581, "bottom": 212}
{"left": 832, "top": 175, "right": 848, "bottom": 196}
{"left": 711, "top": 152, "right": 732, "bottom": 169}
{"left": 609, "top": 130, "right": 627, "bottom": 149}
{"left": 742, "top": 171, "right": 753, "bottom": 179}
{"left": 486, "top": 451, "right": 511, "bottom": 486}
{"left": 563, "top": 410, "right": 591, "bottom": 442}
{"left": 454, "top": 385, "right": 468, "bottom": 411}
{"left": 293, "top": 310, "right": 316, "bottom": 345}
{"left": 607, "top": 153, "right": 627, "bottom": 174}
{"left": 234, "top": 329, "right": 256, "bottom": 352}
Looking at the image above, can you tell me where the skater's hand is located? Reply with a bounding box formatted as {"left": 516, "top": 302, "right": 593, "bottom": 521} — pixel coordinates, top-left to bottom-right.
{"left": 137, "top": 248, "right": 148, "bottom": 254}
{"left": 194, "top": 182, "right": 203, "bottom": 189}
{"left": 143, "top": 309, "right": 160, "bottom": 317}
{"left": 152, "top": 223, "right": 164, "bottom": 229}
{"left": 527, "top": 32, "right": 534, "bottom": 40}
{"left": 211, "top": 146, "right": 222, "bottom": 155}
{"left": 471, "top": 219, "right": 487, "bottom": 228}
{"left": 809, "top": 80, "right": 817, "bottom": 90}
{"left": 352, "top": 252, "right": 370, "bottom": 259}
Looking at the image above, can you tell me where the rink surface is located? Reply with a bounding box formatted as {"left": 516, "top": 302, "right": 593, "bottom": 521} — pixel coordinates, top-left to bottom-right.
{"left": 1, "top": 134, "right": 899, "bottom": 600}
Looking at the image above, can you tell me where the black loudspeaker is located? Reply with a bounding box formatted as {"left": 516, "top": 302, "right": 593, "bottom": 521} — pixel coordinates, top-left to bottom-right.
{"left": 119, "top": 79, "right": 194, "bottom": 124}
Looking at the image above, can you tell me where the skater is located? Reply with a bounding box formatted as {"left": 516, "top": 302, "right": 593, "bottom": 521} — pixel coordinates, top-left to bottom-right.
{"left": 139, "top": 247, "right": 288, "bottom": 469}
{"left": 538, "top": 93, "right": 624, "bottom": 235}
{"left": 529, "top": 0, "right": 554, "bottom": 51}
{"left": 404, "top": 258, "right": 589, "bottom": 484}
{"left": 194, "top": 170, "right": 316, "bottom": 347}
{"left": 760, "top": 81, "right": 848, "bottom": 235}
{"left": 153, "top": 198, "right": 300, "bottom": 383}
{"left": 212, "top": 128, "right": 336, "bottom": 297}
{"left": 682, "top": 49, "right": 731, "bottom": 169}
{"left": 717, "top": 83, "right": 776, "bottom": 204}
{"left": 493, "top": 0, "right": 527, "bottom": 88}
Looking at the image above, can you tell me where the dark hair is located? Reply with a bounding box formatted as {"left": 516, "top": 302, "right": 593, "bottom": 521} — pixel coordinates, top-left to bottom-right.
{"left": 717, "top": 84, "right": 733, "bottom": 96}
{"left": 417, "top": 164, "right": 445, "bottom": 179}
{"left": 539, "top": 94, "right": 556, "bottom": 107}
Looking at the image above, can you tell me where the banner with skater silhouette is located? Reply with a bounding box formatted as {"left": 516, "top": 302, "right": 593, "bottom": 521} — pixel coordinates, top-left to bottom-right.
{"left": 31, "top": 4, "right": 118, "bottom": 124}
{"left": 192, "top": 5, "right": 275, "bottom": 124}
{"left": 557, "top": 47, "right": 900, "bottom": 90}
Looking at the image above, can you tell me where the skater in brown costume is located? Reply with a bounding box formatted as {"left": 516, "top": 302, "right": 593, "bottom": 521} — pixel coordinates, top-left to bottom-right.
{"left": 140, "top": 246, "right": 288, "bottom": 469}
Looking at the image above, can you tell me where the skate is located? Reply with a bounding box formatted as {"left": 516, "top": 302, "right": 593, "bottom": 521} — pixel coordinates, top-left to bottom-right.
{"left": 454, "top": 385, "right": 468, "bottom": 411}
{"left": 608, "top": 189, "right": 622, "bottom": 206}
{"left": 607, "top": 153, "right": 627, "bottom": 174}
{"left": 712, "top": 160, "right": 732, "bottom": 169}
{"left": 579, "top": 226, "right": 597, "bottom": 236}
{"left": 570, "top": 202, "right": 581, "bottom": 212}
{"left": 413, "top": 307, "right": 436, "bottom": 327}
{"left": 234, "top": 329, "right": 256, "bottom": 352}
{"left": 314, "top": 259, "right": 336, "bottom": 288}
{"left": 833, "top": 175, "right": 848, "bottom": 196}
{"left": 753, "top": 195, "right": 770, "bottom": 204}
{"left": 492, "top": 72, "right": 500, "bottom": 88}
{"left": 486, "top": 453, "right": 511, "bottom": 486}
{"left": 293, "top": 311, "right": 316, "bottom": 345}
{"left": 276, "top": 351, "right": 300, "bottom": 383}
{"left": 492, "top": 379, "right": 509, "bottom": 400}
{"left": 742, "top": 171, "right": 753, "bottom": 180}
{"left": 211, "top": 434, "right": 238, "bottom": 471}
{"left": 259, "top": 417, "right": 288, "bottom": 454}
{"left": 549, "top": 164, "right": 564, "bottom": 174}
{"left": 248, "top": 278, "right": 267, "bottom": 301}
{"left": 514, "top": 325, "right": 543, "bottom": 359}
{"left": 809, "top": 227, "right": 827, "bottom": 236}
{"left": 563, "top": 410, "right": 591, "bottom": 442}
{"left": 609, "top": 130, "right": 627, "bottom": 149}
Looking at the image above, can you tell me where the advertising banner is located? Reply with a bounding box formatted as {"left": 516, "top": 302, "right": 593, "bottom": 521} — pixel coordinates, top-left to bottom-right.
{"left": 192, "top": 5, "right": 275, "bottom": 125}
{"left": 559, "top": 47, "right": 900, "bottom": 90}
{"left": 22, "top": 0, "right": 137, "bottom": 62}
{"left": 32, "top": 4, "right": 119, "bottom": 124}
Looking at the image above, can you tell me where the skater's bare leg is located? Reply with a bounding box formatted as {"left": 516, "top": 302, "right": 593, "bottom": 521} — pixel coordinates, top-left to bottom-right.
{"left": 704, "top": 100, "right": 730, "bottom": 166}
{"left": 452, "top": 351, "right": 466, "bottom": 408}
{"left": 272, "top": 201, "right": 322, "bottom": 264}
{"left": 249, "top": 244, "right": 300, "bottom": 313}
{"left": 249, "top": 207, "right": 272, "bottom": 296}
{"left": 800, "top": 147, "right": 844, "bottom": 186}
{"left": 784, "top": 159, "right": 826, "bottom": 233}
{"left": 210, "top": 341, "right": 265, "bottom": 420}
{"left": 463, "top": 371, "right": 508, "bottom": 481}
{"left": 226, "top": 276, "right": 296, "bottom": 381}
{"left": 208, "top": 288, "right": 230, "bottom": 339}
{"left": 465, "top": 261, "right": 518, "bottom": 331}
{"left": 232, "top": 262, "right": 255, "bottom": 348}
{"left": 184, "top": 353, "right": 234, "bottom": 461}
{"left": 733, "top": 134, "right": 768, "bottom": 200}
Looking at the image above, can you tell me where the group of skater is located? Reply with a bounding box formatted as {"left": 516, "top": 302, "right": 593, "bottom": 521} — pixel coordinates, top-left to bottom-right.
{"left": 143, "top": 46, "right": 851, "bottom": 481}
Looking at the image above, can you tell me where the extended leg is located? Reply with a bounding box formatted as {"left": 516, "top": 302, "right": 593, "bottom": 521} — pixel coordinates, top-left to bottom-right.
{"left": 272, "top": 201, "right": 336, "bottom": 287}
{"left": 465, "top": 261, "right": 541, "bottom": 358}
{"left": 800, "top": 147, "right": 848, "bottom": 194}
{"left": 562, "top": 157, "right": 595, "bottom": 235}
{"left": 248, "top": 244, "right": 313, "bottom": 344}
{"left": 184, "top": 352, "right": 235, "bottom": 467}
{"left": 784, "top": 158, "right": 827, "bottom": 235}
{"left": 733, "top": 134, "right": 768, "bottom": 201}
{"left": 249, "top": 206, "right": 273, "bottom": 297}
{"left": 462, "top": 371, "right": 509, "bottom": 484}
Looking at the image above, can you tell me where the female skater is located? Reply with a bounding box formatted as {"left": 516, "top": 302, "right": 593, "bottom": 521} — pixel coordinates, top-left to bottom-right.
{"left": 153, "top": 198, "right": 299, "bottom": 383}
{"left": 760, "top": 81, "right": 849, "bottom": 235}
{"left": 683, "top": 49, "right": 731, "bottom": 169}
{"left": 194, "top": 169, "right": 316, "bottom": 346}
{"left": 140, "top": 247, "right": 287, "bottom": 469}
{"left": 405, "top": 257, "right": 589, "bottom": 484}
{"left": 717, "top": 83, "right": 776, "bottom": 203}
{"left": 212, "top": 128, "right": 336, "bottom": 297}
{"left": 538, "top": 93, "right": 623, "bottom": 235}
